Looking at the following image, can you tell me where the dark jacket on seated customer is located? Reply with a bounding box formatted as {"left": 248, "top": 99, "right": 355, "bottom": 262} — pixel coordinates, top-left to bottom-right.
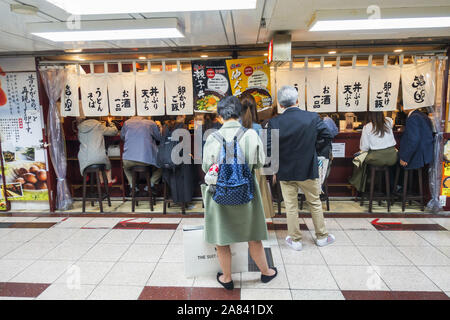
{"left": 267, "top": 107, "right": 333, "bottom": 181}
{"left": 399, "top": 109, "right": 434, "bottom": 169}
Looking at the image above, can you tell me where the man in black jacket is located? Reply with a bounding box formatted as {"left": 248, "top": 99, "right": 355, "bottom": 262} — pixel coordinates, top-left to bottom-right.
{"left": 267, "top": 86, "right": 335, "bottom": 250}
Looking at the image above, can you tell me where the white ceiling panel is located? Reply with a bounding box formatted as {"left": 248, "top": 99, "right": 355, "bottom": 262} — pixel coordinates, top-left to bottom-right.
{"left": 0, "top": 0, "right": 449, "bottom": 53}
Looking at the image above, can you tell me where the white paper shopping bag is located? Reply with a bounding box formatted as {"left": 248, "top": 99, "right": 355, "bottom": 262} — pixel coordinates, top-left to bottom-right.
{"left": 183, "top": 225, "right": 249, "bottom": 278}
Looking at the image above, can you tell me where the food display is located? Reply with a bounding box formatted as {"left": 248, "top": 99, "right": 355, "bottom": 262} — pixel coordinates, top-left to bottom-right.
{"left": 2, "top": 151, "right": 15, "bottom": 162}
{"left": 12, "top": 163, "right": 47, "bottom": 191}
{"left": 195, "top": 91, "right": 223, "bottom": 112}
{"left": 192, "top": 59, "right": 231, "bottom": 113}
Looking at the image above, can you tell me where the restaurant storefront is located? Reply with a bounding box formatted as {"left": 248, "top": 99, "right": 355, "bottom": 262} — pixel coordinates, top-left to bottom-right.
{"left": 0, "top": 42, "right": 449, "bottom": 215}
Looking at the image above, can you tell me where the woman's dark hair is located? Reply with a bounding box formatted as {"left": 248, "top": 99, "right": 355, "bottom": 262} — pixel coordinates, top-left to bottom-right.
{"left": 217, "top": 96, "right": 242, "bottom": 120}
{"left": 367, "top": 111, "right": 390, "bottom": 138}
{"left": 239, "top": 92, "right": 259, "bottom": 129}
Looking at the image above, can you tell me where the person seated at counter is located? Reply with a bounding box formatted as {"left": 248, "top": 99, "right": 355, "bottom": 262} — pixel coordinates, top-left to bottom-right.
{"left": 399, "top": 108, "right": 434, "bottom": 169}
{"left": 349, "top": 111, "right": 398, "bottom": 192}
{"left": 77, "top": 117, "right": 119, "bottom": 186}
{"left": 121, "top": 116, "right": 162, "bottom": 195}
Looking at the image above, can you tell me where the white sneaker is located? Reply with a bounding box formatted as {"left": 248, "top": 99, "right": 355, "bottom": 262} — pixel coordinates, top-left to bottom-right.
{"left": 285, "top": 236, "right": 302, "bottom": 251}
{"left": 316, "top": 234, "right": 336, "bottom": 247}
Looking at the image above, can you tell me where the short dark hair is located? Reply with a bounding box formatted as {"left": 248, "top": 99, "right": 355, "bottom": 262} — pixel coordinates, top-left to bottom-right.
{"left": 217, "top": 96, "right": 242, "bottom": 120}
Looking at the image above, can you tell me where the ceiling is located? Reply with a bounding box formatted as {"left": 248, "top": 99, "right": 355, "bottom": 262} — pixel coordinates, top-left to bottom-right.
{"left": 0, "top": 0, "right": 449, "bottom": 55}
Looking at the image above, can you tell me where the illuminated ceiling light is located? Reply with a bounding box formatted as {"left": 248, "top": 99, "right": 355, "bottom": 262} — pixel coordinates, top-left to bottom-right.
{"left": 138, "top": 56, "right": 146, "bottom": 60}
{"left": 309, "top": 8, "right": 450, "bottom": 31}
{"left": 65, "top": 49, "right": 82, "bottom": 53}
{"left": 73, "top": 56, "right": 85, "bottom": 61}
{"left": 328, "top": 51, "right": 336, "bottom": 54}
{"left": 200, "top": 55, "right": 208, "bottom": 58}
{"left": 264, "top": 53, "right": 268, "bottom": 56}
{"left": 28, "top": 18, "right": 184, "bottom": 42}
{"left": 45, "top": 0, "right": 257, "bottom": 15}
{"left": 10, "top": 3, "right": 38, "bottom": 15}
{"left": 394, "top": 49, "right": 403, "bottom": 52}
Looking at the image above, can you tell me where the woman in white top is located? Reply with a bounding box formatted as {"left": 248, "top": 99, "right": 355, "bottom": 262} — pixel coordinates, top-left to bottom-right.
{"left": 349, "top": 112, "right": 398, "bottom": 192}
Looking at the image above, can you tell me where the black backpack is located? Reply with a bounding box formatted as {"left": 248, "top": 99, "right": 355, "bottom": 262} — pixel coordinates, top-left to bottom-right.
{"left": 157, "top": 127, "right": 179, "bottom": 169}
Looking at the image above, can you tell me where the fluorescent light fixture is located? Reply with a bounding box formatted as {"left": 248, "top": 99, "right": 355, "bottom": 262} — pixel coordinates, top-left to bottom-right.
{"left": 45, "top": 0, "right": 257, "bottom": 15}
{"left": 310, "top": 17, "right": 450, "bottom": 31}
{"left": 28, "top": 18, "right": 184, "bottom": 42}
{"left": 264, "top": 53, "right": 268, "bottom": 56}
{"left": 65, "top": 48, "right": 82, "bottom": 53}
{"left": 200, "top": 55, "right": 208, "bottom": 58}
{"left": 309, "top": 7, "right": 450, "bottom": 31}
{"left": 394, "top": 49, "right": 403, "bottom": 53}
{"left": 138, "top": 56, "right": 146, "bottom": 60}
{"left": 328, "top": 51, "right": 336, "bottom": 54}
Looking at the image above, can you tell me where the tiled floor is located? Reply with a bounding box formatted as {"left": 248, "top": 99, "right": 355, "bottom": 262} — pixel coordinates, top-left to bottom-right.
{"left": 0, "top": 210, "right": 449, "bottom": 300}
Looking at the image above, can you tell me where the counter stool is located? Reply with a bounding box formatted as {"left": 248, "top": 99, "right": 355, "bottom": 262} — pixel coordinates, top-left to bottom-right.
{"left": 393, "top": 166, "right": 425, "bottom": 212}
{"left": 299, "top": 179, "right": 330, "bottom": 211}
{"left": 360, "top": 165, "right": 391, "bottom": 213}
{"left": 131, "top": 166, "right": 155, "bottom": 212}
{"left": 82, "top": 164, "right": 111, "bottom": 213}
{"left": 162, "top": 181, "right": 186, "bottom": 215}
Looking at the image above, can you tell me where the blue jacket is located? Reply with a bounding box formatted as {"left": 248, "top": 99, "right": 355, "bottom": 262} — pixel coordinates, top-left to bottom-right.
{"left": 399, "top": 110, "right": 434, "bottom": 169}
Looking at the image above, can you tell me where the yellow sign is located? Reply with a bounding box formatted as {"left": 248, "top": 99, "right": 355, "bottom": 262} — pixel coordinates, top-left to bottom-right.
{"left": 226, "top": 57, "right": 272, "bottom": 111}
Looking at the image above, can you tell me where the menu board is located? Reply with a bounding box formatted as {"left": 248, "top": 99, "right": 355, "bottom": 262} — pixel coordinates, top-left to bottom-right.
{"left": 192, "top": 59, "right": 231, "bottom": 113}
{"left": 135, "top": 72, "right": 166, "bottom": 116}
{"left": 369, "top": 66, "right": 400, "bottom": 112}
{"left": 337, "top": 67, "right": 369, "bottom": 112}
{"left": 80, "top": 74, "right": 109, "bottom": 117}
{"left": 0, "top": 71, "right": 49, "bottom": 202}
{"left": 275, "top": 69, "right": 306, "bottom": 112}
{"left": 226, "top": 57, "right": 272, "bottom": 111}
{"left": 107, "top": 73, "right": 136, "bottom": 117}
{"left": 61, "top": 72, "right": 80, "bottom": 117}
{"left": 401, "top": 61, "right": 436, "bottom": 110}
{"left": 165, "top": 71, "right": 194, "bottom": 115}
{"left": 306, "top": 68, "right": 337, "bottom": 113}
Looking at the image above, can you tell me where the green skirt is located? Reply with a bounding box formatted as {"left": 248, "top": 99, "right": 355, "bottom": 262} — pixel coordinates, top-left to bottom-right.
{"left": 349, "top": 147, "right": 398, "bottom": 192}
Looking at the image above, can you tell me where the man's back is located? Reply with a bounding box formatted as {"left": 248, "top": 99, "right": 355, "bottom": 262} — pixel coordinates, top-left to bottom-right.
{"left": 121, "top": 117, "right": 161, "bottom": 166}
{"left": 399, "top": 110, "right": 434, "bottom": 169}
{"left": 268, "top": 107, "right": 332, "bottom": 181}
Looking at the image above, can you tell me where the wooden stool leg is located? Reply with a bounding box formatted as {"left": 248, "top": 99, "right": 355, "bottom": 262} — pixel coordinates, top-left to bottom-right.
{"left": 408, "top": 170, "right": 413, "bottom": 205}
{"left": 90, "top": 172, "right": 95, "bottom": 207}
{"left": 369, "top": 167, "right": 375, "bottom": 213}
{"left": 402, "top": 169, "right": 408, "bottom": 212}
{"left": 163, "top": 182, "right": 167, "bottom": 215}
{"left": 385, "top": 168, "right": 391, "bottom": 212}
{"left": 418, "top": 168, "right": 424, "bottom": 211}
{"left": 102, "top": 170, "right": 111, "bottom": 207}
{"left": 393, "top": 165, "right": 400, "bottom": 205}
{"left": 96, "top": 171, "right": 103, "bottom": 213}
{"left": 82, "top": 173, "right": 87, "bottom": 213}
{"left": 182, "top": 202, "right": 186, "bottom": 215}
{"left": 146, "top": 171, "right": 154, "bottom": 212}
{"left": 131, "top": 171, "right": 136, "bottom": 212}
{"left": 377, "top": 171, "right": 383, "bottom": 206}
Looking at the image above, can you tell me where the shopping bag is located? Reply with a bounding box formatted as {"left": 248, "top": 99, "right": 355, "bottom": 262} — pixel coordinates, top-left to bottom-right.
{"left": 183, "top": 225, "right": 249, "bottom": 278}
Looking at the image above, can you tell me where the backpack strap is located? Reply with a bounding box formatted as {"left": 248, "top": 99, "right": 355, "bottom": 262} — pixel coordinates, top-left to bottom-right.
{"left": 234, "top": 127, "right": 247, "bottom": 142}
{"left": 212, "top": 131, "right": 225, "bottom": 144}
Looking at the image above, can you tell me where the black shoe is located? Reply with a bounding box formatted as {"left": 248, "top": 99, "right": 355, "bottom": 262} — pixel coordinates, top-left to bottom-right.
{"left": 217, "top": 272, "right": 234, "bottom": 290}
{"left": 261, "top": 267, "right": 278, "bottom": 283}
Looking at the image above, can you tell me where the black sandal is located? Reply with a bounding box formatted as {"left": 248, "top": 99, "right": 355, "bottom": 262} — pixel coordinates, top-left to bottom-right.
{"left": 261, "top": 267, "right": 278, "bottom": 283}
{"left": 217, "top": 272, "right": 234, "bottom": 290}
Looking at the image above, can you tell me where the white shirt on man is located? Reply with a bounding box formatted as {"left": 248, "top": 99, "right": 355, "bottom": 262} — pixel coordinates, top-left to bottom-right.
{"left": 360, "top": 117, "right": 396, "bottom": 152}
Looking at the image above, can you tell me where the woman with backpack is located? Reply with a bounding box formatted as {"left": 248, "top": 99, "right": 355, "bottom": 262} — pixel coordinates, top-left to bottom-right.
{"left": 202, "top": 96, "right": 277, "bottom": 290}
